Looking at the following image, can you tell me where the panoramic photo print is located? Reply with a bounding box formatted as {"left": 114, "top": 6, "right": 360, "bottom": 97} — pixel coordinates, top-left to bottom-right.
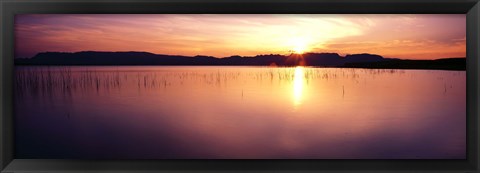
{"left": 14, "top": 14, "right": 466, "bottom": 159}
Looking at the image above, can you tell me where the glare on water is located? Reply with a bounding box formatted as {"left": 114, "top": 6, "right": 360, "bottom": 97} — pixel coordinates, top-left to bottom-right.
{"left": 293, "top": 66, "right": 305, "bottom": 107}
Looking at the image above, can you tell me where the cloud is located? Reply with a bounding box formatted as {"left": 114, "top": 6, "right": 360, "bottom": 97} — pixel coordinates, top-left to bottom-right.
{"left": 15, "top": 14, "right": 465, "bottom": 59}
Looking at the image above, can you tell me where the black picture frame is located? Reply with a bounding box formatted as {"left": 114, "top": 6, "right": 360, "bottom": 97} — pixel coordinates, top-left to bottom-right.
{"left": 1, "top": 0, "right": 479, "bottom": 172}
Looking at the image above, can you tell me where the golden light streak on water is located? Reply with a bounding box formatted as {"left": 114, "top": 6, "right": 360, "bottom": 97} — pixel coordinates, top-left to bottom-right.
{"left": 293, "top": 66, "right": 305, "bottom": 107}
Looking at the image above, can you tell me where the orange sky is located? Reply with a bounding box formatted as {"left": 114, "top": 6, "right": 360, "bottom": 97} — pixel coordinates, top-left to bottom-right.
{"left": 15, "top": 14, "right": 466, "bottom": 60}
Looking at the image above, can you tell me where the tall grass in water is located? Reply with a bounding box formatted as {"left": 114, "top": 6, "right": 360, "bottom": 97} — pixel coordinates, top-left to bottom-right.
{"left": 15, "top": 66, "right": 408, "bottom": 98}
{"left": 15, "top": 67, "right": 123, "bottom": 97}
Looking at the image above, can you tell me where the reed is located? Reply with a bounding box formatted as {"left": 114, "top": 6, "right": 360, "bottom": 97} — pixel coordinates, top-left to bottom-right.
{"left": 15, "top": 66, "right": 414, "bottom": 99}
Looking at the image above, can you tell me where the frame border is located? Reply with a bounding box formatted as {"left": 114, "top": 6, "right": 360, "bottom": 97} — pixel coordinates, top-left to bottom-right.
{"left": 1, "top": 0, "right": 479, "bottom": 172}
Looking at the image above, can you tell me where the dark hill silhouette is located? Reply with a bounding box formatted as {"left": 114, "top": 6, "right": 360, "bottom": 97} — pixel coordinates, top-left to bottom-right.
{"left": 343, "top": 58, "right": 466, "bottom": 70}
{"left": 14, "top": 51, "right": 465, "bottom": 70}
{"left": 344, "top": 53, "right": 385, "bottom": 63}
{"left": 15, "top": 51, "right": 390, "bottom": 66}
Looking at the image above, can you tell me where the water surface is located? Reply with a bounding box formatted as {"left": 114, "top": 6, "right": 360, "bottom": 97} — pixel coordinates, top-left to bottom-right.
{"left": 15, "top": 66, "right": 466, "bottom": 159}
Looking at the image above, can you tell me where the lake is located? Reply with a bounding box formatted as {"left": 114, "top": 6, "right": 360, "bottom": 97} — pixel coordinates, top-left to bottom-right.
{"left": 14, "top": 66, "right": 466, "bottom": 159}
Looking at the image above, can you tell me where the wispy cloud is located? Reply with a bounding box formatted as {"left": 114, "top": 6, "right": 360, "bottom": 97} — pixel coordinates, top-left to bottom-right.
{"left": 15, "top": 14, "right": 465, "bottom": 59}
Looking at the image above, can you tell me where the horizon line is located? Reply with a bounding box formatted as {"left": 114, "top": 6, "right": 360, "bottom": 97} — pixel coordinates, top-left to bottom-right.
{"left": 16, "top": 50, "right": 467, "bottom": 61}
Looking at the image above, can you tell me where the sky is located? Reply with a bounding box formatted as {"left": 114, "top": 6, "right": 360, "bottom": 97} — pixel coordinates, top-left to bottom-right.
{"left": 15, "top": 14, "right": 466, "bottom": 60}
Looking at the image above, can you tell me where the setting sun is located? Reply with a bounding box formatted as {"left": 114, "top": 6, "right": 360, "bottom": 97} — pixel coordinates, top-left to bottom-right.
{"left": 290, "top": 37, "right": 309, "bottom": 54}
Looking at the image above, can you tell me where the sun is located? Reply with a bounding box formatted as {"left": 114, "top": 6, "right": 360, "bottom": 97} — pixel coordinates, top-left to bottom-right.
{"left": 290, "top": 37, "right": 308, "bottom": 54}
{"left": 293, "top": 46, "right": 306, "bottom": 54}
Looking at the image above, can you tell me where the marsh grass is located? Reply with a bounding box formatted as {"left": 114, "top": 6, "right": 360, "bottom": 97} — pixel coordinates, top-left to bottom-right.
{"left": 15, "top": 66, "right": 407, "bottom": 98}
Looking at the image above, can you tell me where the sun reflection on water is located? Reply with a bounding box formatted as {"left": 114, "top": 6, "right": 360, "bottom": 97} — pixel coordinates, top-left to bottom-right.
{"left": 293, "top": 66, "right": 305, "bottom": 107}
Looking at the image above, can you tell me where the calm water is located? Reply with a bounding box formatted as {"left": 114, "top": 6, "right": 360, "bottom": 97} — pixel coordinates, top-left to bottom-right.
{"left": 14, "top": 66, "right": 466, "bottom": 159}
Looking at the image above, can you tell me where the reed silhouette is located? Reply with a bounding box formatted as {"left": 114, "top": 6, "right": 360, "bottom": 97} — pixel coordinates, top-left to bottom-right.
{"left": 15, "top": 66, "right": 412, "bottom": 100}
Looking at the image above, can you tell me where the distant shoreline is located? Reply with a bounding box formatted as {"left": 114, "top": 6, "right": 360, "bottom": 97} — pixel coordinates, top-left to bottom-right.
{"left": 14, "top": 64, "right": 466, "bottom": 71}
{"left": 14, "top": 51, "right": 466, "bottom": 71}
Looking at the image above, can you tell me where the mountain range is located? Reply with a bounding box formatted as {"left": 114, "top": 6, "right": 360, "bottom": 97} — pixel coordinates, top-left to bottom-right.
{"left": 14, "top": 51, "right": 466, "bottom": 70}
